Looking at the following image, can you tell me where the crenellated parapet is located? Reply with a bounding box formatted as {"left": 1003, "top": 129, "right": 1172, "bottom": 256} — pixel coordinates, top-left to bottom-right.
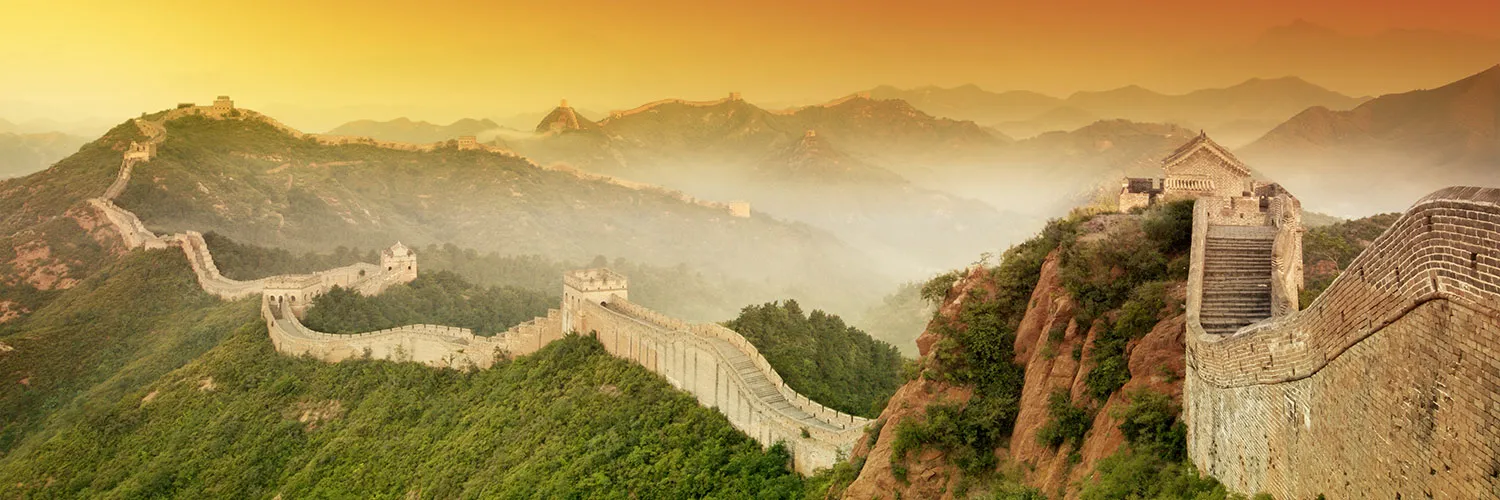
{"left": 1184, "top": 186, "right": 1500, "bottom": 498}
{"left": 570, "top": 291, "right": 871, "bottom": 475}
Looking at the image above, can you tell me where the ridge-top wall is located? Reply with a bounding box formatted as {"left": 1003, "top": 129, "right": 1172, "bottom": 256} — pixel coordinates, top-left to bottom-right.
{"left": 1185, "top": 186, "right": 1500, "bottom": 498}
{"left": 569, "top": 294, "right": 868, "bottom": 475}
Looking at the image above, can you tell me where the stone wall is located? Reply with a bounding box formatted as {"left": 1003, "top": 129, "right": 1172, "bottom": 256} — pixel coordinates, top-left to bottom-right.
{"left": 571, "top": 295, "right": 869, "bottom": 475}
{"left": 1185, "top": 186, "right": 1500, "bottom": 498}
{"left": 88, "top": 105, "right": 870, "bottom": 477}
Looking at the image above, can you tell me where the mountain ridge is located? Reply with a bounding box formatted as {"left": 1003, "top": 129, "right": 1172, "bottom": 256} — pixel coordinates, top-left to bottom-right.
{"left": 1241, "top": 64, "right": 1500, "bottom": 215}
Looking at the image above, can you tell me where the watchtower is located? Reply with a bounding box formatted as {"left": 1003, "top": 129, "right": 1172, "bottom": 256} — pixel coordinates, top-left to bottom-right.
{"left": 212, "top": 95, "right": 234, "bottom": 112}
{"left": 728, "top": 201, "right": 751, "bottom": 218}
{"left": 562, "top": 268, "right": 629, "bottom": 333}
{"left": 381, "top": 242, "right": 418, "bottom": 283}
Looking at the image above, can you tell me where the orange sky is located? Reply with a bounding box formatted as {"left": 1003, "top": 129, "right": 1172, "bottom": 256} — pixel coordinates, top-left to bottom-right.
{"left": 2, "top": 0, "right": 1498, "bottom": 131}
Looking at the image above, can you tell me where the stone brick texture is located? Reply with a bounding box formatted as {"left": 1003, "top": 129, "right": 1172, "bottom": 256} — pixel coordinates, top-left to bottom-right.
{"left": 1186, "top": 186, "right": 1500, "bottom": 498}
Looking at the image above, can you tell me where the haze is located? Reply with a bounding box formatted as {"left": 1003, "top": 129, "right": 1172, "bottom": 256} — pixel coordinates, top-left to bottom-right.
{"left": 3, "top": 0, "right": 1499, "bottom": 131}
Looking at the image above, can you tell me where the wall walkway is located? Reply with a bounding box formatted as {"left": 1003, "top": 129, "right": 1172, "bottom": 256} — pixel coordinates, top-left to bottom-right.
{"left": 1185, "top": 186, "right": 1500, "bottom": 498}
{"left": 82, "top": 109, "right": 868, "bottom": 475}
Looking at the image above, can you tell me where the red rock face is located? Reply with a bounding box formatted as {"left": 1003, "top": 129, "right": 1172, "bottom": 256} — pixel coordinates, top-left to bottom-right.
{"left": 843, "top": 253, "right": 1188, "bottom": 500}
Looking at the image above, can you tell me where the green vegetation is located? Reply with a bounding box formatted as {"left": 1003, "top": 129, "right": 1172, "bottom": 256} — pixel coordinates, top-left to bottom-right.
{"left": 1061, "top": 202, "right": 1188, "bottom": 326}
{"left": 115, "top": 114, "right": 883, "bottom": 317}
{"left": 205, "top": 233, "right": 784, "bottom": 323}
{"left": 1300, "top": 213, "right": 1400, "bottom": 307}
{"left": 0, "top": 250, "right": 250, "bottom": 454}
{"left": 1082, "top": 282, "right": 1168, "bottom": 400}
{"left": 858, "top": 280, "right": 933, "bottom": 356}
{"left": 0, "top": 249, "right": 819, "bottom": 497}
{"left": 1061, "top": 202, "right": 1188, "bottom": 403}
{"left": 300, "top": 271, "right": 555, "bottom": 336}
{"left": 0, "top": 332, "right": 811, "bottom": 498}
{"left": 201, "top": 231, "right": 373, "bottom": 280}
{"left": 889, "top": 201, "right": 1195, "bottom": 492}
{"left": 0, "top": 121, "right": 145, "bottom": 322}
{"left": 725, "top": 301, "right": 903, "bottom": 417}
{"left": 1037, "top": 390, "right": 1094, "bottom": 449}
{"left": 891, "top": 216, "right": 1083, "bottom": 479}
{"left": 1078, "top": 389, "right": 1234, "bottom": 500}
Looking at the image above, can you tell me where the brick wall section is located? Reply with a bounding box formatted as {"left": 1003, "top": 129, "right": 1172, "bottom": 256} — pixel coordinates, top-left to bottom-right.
{"left": 572, "top": 295, "right": 870, "bottom": 475}
{"left": 91, "top": 105, "right": 873, "bottom": 475}
{"left": 1185, "top": 186, "right": 1500, "bottom": 498}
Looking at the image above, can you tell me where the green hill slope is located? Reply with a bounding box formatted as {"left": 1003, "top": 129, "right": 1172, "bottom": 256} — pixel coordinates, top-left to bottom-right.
{"left": 726, "top": 300, "right": 904, "bottom": 417}
{"left": 0, "top": 250, "right": 818, "bottom": 497}
{"left": 113, "top": 114, "right": 885, "bottom": 316}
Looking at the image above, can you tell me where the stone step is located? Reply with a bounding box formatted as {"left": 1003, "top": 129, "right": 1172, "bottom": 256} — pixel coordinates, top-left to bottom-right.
{"left": 1203, "top": 267, "right": 1271, "bottom": 275}
{"left": 1207, "top": 240, "right": 1273, "bottom": 245}
{"left": 1205, "top": 255, "right": 1272, "bottom": 262}
{"left": 1202, "top": 280, "right": 1271, "bottom": 288}
{"left": 1202, "top": 305, "right": 1273, "bottom": 314}
{"left": 1201, "top": 313, "right": 1273, "bottom": 323}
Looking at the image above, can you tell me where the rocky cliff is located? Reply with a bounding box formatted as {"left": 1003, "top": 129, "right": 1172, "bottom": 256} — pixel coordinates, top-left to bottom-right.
{"left": 841, "top": 210, "right": 1195, "bottom": 499}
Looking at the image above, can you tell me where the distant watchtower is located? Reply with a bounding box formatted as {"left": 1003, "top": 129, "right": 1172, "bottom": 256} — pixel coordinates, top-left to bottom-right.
{"left": 456, "top": 136, "right": 478, "bottom": 150}
{"left": 381, "top": 242, "right": 418, "bottom": 283}
{"left": 562, "top": 268, "right": 629, "bottom": 333}
{"left": 212, "top": 95, "right": 234, "bottom": 112}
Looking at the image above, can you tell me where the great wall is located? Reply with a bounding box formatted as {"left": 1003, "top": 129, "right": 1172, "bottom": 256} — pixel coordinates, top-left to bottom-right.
{"left": 85, "top": 99, "right": 860, "bottom": 474}
{"left": 1184, "top": 186, "right": 1500, "bottom": 498}
{"left": 77, "top": 98, "right": 1500, "bottom": 491}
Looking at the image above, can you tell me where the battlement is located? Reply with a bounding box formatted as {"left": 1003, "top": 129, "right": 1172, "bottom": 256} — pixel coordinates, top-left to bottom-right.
{"left": 1184, "top": 186, "right": 1500, "bottom": 497}
{"left": 564, "top": 268, "right": 628, "bottom": 293}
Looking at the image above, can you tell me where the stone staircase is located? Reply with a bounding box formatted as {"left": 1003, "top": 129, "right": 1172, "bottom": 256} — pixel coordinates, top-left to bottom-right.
{"left": 703, "top": 336, "right": 839, "bottom": 431}
{"left": 1201, "top": 235, "right": 1275, "bottom": 335}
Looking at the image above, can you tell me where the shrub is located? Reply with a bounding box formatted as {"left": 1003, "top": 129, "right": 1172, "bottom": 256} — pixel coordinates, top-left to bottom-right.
{"left": 1140, "top": 199, "right": 1195, "bottom": 255}
{"left": 1083, "top": 281, "right": 1168, "bottom": 401}
{"left": 726, "top": 301, "right": 903, "bottom": 417}
{"left": 921, "top": 270, "right": 964, "bottom": 305}
{"left": 1115, "top": 389, "right": 1187, "bottom": 461}
{"left": 1037, "top": 390, "right": 1093, "bottom": 449}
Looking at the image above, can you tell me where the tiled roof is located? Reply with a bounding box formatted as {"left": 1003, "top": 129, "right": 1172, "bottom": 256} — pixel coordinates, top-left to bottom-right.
{"left": 1162, "top": 132, "right": 1249, "bottom": 176}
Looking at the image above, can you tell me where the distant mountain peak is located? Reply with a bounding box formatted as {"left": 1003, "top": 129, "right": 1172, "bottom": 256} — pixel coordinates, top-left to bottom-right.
{"left": 535, "top": 102, "right": 598, "bottom": 135}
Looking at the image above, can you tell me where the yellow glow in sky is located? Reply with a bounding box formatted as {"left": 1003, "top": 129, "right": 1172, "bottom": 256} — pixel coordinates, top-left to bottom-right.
{"left": 2, "top": 0, "right": 1497, "bottom": 131}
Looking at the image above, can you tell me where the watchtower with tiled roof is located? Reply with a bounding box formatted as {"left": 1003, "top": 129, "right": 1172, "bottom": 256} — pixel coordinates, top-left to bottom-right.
{"left": 1119, "top": 132, "right": 1256, "bottom": 211}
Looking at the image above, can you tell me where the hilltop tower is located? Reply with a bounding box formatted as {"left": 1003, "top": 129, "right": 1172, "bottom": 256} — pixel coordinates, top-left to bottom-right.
{"left": 1119, "top": 132, "right": 1255, "bottom": 212}
{"left": 124, "top": 141, "right": 156, "bottom": 161}
{"left": 728, "top": 201, "right": 751, "bottom": 218}
{"left": 212, "top": 95, "right": 234, "bottom": 112}
{"left": 456, "top": 136, "right": 478, "bottom": 150}
{"left": 381, "top": 242, "right": 418, "bottom": 283}
{"left": 561, "top": 268, "right": 628, "bottom": 333}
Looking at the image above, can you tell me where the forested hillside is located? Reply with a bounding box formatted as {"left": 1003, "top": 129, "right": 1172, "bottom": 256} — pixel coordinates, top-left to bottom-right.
{"left": 115, "top": 113, "right": 887, "bottom": 317}
{"left": 725, "top": 301, "right": 904, "bottom": 418}
{"left": 301, "top": 272, "right": 554, "bottom": 336}
{"left": 0, "top": 249, "right": 840, "bottom": 498}
{"left": 834, "top": 201, "right": 1239, "bottom": 498}
{"left": 203, "top": 232, "right": 793, "bottom": 322}
{"left": 1299, "top": 213, "right": 1400, "bottom": 307}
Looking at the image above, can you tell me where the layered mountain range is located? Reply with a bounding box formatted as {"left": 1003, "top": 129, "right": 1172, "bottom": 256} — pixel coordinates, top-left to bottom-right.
{"left": 0, "top": 108, "right": 897, "bottom": 328}
{"left": 1241, "top": 65, "right": 1500, "bottom": 215}
{"left": 869, "top": 76, "right": 1367, "bottom": 146}
{"left": 0, "top": 131, "right": 87, "bottom": 179}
